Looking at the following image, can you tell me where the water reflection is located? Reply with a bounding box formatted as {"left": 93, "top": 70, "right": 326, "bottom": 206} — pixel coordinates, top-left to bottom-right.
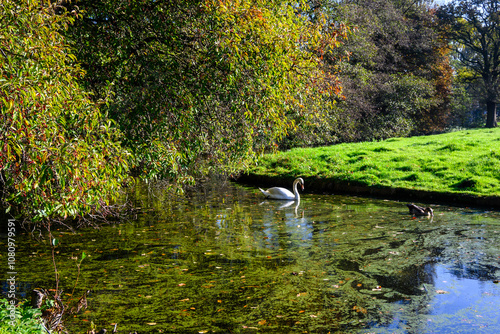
{"left": 2, "top": 181, "right": 500, "bottom": 333}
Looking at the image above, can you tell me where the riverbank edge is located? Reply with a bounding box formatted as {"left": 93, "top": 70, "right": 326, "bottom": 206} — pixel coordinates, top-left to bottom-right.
{"left": 234, "top": 173, "right": 500, "bottom": 210}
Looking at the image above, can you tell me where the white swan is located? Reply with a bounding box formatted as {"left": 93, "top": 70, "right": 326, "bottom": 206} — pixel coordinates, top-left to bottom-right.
{"left": 259, "top": 178, "right": 304, "bottom": 200}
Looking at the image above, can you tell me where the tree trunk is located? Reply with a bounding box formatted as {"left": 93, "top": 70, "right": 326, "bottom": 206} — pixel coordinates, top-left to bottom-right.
{"left": 486, "top": 100, "right": 497, "bottom": 128}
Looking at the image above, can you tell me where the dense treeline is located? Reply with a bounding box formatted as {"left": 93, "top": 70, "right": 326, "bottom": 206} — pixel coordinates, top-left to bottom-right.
{"left": 323, "top": 0, "right": 453, "bottom": 142}
{"left": 1, "top": 0, "right": 498, "bottom": 222}
{"left": 438, "top": 0, "right": 499, "bottom": 128}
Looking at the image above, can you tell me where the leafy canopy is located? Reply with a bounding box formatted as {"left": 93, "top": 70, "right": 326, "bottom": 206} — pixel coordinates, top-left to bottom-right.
{"left": 322, "top": 0, "right": 453, "bottom": 141}
{"left": 438, "top": 0, "right": 500, "bottom": 127}
{"left": 64, "top": 0, "right": 347, "bottom": 186}
{"left": 0, "top": 0, "right": 129, "bottom": 222}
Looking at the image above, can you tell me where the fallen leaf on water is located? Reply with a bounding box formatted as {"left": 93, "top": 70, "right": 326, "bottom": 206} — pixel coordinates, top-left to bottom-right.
{"left": 353, "top": 305, "right": 368, "bottom": 314}
{"left": 147, "top": 323, "right": 156, "bottom": 325}
{"left": 436, "top": 290, "right": 448, "bottom": 294}
{"left": 178, "top": 283, "right": 186, "bottom": 286}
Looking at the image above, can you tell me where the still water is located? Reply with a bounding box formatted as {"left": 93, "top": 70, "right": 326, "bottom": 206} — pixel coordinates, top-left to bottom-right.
{"left": 4, "top": 180, "right": 500, "bottom": 333}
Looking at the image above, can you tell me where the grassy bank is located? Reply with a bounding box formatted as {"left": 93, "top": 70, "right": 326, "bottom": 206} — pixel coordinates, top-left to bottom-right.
{"left": 245, "top": 128, "right": 500, "bottom": 207}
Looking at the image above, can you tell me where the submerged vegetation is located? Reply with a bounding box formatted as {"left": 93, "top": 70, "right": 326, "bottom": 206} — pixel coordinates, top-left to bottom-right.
{"left": 9, "top": 183, "right": 500, "bottom": 333}
{"left": 250, "top": 128, "right": 500, "bottom": 200}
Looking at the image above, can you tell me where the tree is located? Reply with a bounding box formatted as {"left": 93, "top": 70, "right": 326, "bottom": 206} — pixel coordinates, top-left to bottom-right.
{"left": 438, "top": 0, "right": 500, "bottom": 128}
{"left": 0, "top": 0, "right": 129, "bottom": 222}
{"left": 318, "top": 0, "right": 453, "bottom": 141}
{"left": 63, "top": 0, "right": 347, "bottom": 186}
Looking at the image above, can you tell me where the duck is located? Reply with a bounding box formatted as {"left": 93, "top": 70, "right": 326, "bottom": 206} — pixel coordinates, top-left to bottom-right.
{"left": 259, "top": 178, "right": 304, "bottom": 200}
{"left": 406, "top": 203, "right": 433, "bottom": 217}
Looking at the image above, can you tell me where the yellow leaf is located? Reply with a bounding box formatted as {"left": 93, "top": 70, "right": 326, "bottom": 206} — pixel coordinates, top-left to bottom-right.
{"left": 258, "top": 319, "right": 267, "bottom": 325}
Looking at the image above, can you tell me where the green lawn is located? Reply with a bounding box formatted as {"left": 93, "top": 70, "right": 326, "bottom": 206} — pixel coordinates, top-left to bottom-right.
{"left": 250, "top": 128, "right": 500, "bottom": 198}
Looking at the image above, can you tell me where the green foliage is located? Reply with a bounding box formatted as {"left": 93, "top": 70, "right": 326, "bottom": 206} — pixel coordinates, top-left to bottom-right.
{"left": 371, "top": 74, "right": 437, "bottom": 139}
{"left": 438, "top": 0, "right": 500, "bottom": 128}
{"left": 251, "top": 128, "right": 500, "bottom": 196}
{"left": 322, "top": 0, "right": 453, "bottom": 141}
{"left": 63, "top": 0, "right": 346, "bottom": 186}
{"left": 0, "top": 299, "right": 44, "bottom": 334}
{"left": 0, "top": 0, "right": 129, "bottom": 221}
{"left": 448, "top": 81, "right": 483, "bottom": 128}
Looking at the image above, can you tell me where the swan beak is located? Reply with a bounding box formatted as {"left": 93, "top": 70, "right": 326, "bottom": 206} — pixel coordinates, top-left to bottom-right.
{"left": 301, "top": 184, "right": 304, "bottom": 191}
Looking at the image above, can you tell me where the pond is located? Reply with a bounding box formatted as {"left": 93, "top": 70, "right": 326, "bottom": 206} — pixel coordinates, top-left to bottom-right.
{"left": 3, "top": 180, "right": 500, "bottom": 333}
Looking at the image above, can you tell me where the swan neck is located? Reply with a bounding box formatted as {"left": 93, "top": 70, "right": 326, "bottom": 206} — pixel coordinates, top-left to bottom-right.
{"left": 293, "top": 180, "right": 300, "bottom": 200}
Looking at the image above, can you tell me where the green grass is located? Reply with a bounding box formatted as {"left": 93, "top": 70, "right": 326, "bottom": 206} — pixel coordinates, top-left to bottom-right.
{"left": 251, "top": 128, "right": 500, "bottom": 197}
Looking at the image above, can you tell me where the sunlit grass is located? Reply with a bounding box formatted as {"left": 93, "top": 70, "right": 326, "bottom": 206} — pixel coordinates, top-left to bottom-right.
{"left": 252, "top": 128, "right": 500, "bottom": 197}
